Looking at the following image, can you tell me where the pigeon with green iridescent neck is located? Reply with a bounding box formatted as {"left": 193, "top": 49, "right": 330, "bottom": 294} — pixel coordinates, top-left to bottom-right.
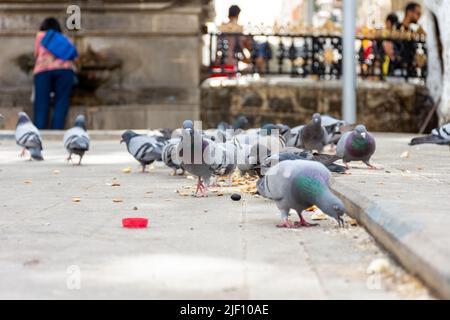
{"left": 336, "top": 124, "right": 377, "bottom": 169}
{"left": 257, "top": 160, "right": 345, "bottom": 228}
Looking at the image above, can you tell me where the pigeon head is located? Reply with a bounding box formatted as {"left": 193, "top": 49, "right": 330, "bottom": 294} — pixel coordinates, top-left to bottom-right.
{"left": 319, "top": 196, "right": 346, "bottom": 227}
{"left": 261, "top": 123, "right": 278, "bottom": 136}
{"left": 276, "top": 124, "right": 290, "bottom": 135}
{"left": 120, "top": 130, "right": 138, "bottom": 144}
{"left": 312, "top": 113, "right": 321, "bottom": 125}
{"left": 74, "top": 115, "right": 87, "bottom": 130}
{"left": 182, "top": 120, "right": 194, "bottom": 130}
{"left": 17, "top": 112, "right": 30, "bottom": 125}
{"left": 354, "top": 124, "right": 368, "bottom": 139}
{"left": 234, "top": 115, "right": 249, "bottom": 129}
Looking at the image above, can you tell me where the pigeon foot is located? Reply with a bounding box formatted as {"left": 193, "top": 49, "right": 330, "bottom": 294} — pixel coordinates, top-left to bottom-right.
{"left": 294, "top": 220, "right": 318, "bottom": 228}
{"left": 276, "top": 221, "right": 295, "bottom": 228}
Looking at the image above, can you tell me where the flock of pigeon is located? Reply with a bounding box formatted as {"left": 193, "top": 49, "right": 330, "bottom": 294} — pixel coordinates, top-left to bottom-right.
{"left": 8, "top": 111, "right": 450, "bottom": 228}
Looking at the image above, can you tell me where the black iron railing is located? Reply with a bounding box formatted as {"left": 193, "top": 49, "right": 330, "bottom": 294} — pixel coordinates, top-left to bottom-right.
{"left": 206, "top": 32, "right": 427, "bottom": 82}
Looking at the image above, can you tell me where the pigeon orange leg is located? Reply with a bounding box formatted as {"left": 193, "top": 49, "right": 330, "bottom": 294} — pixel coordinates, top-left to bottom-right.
{"left": 276, "top": 211, "right": 295, "bottom": 228}
{"left": 19, "top": 148, "right": 26, "bottom": 158}
{"left": 294, "top": 211, "right": 318, "bottom": 227}
{"left": 364, "top": 161, "right": 380, "bottom": 170}
{"left": 77, "top": 155, "right": 83, "bottom": 166}
{"left": 195, "top": 177, "right": 208, "bottom": 197}
{"left": 227, "top": 175, "right": 233, "bottom": 187}
{"left": 277, "top": 219, "right": 296, "bottom": 228}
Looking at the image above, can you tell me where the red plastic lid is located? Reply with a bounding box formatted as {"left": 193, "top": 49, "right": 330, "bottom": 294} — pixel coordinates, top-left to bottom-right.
{"left": 122, "top": 218, "right": 148, "bottom": 229}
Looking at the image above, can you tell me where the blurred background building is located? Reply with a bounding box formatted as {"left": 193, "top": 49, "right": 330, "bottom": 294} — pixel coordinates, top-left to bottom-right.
{"left": 0, "top": 0, "right": 212, "bottom": 129}
{"left": 1, "top": 0, "right": 446, "bottom": 131}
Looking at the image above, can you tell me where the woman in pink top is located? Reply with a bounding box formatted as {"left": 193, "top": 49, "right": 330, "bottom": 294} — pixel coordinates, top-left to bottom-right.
{"left": 34, "top": 17, "right": 76, "bottom": 129}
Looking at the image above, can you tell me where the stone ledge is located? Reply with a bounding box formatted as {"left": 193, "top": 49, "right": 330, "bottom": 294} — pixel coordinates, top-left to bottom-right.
{"left": 331, "top": 178, "right": 450, "bottom": 299}
{"left": 328, "top": 133, "right": 450, "bottom": 298}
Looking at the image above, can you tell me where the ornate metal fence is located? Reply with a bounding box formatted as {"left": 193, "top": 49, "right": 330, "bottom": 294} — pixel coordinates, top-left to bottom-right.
{"left": 206, "top": 30, "right": 427, "bottom": 82}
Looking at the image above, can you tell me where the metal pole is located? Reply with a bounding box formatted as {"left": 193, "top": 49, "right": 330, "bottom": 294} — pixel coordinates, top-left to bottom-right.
{"left": 342, "top": 0, "right": 357, "bottom": 123}
{"left": 307, "top": 0, "right": 314, "bottom": 26}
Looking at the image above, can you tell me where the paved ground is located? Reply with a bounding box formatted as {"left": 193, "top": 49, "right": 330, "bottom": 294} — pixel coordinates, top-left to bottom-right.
{"left": 0, "top": 136, "right": 431, "bottom": 299}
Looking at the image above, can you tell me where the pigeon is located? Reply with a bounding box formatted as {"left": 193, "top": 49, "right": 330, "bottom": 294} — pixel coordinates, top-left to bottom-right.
{"left": 217, "top": 115, "right": 249, "bottom": 132}
{"left": 336, "top": 124, "right": 377, "bottom": 169}
{"left": 177, "top": 120, "right": 216, "bottom": 197}
{"left": 210, "top": 141, "right": 237, "bottom": 186}
{"left": 162, "top": 137, "right": 184, "bottom": 175}
{"left": 409, "top": 123, "right": 450, "bottom": 147}
{"left": 15, "top": 112, "right": 43, "bottom": 161}
{"left": 121, "top": 130, "right": 164, "bottom": 172}
{"left": 216, "top": 116, "right": 249, "bottom": 142}
{"left": 261, "top": 123, "right": 292, "bottom": 144}
{"left": 260, "top": 148, "right": 348, "bottom": 175}
{"left": 275, "top": 124, "right": 292, "bottom": 144}
{"left": 289, "top": 113, "right": 329, "bottom": 152}
{"left": 63, "top": 115, "right": 90, "bottom": 165}
{"left": 235, "top": 128, "right": 286, "bottom": 175}
{"left": 257, "top": 160, "right": 345, "bottom": 228}
{"left": 320, "top": 115, "right": 354, "bottom": 146}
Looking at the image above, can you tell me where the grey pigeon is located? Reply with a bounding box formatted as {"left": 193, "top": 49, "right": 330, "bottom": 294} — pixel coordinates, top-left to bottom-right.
{"left": 121, "top": 130, "right": 164, "bottom": 172}
{"left": 217, "top": 115, "right": 249, "bottom": 132}
{"left": 177, "top": 120, "right": 216, "bottom": 197}
{"left": 320, "top": 115, "right": 353, "bottom": 146}
{"left": 260, "top": 147, "right": 347, "bottom": 175}
{"left": 409, "top": 123, "right": 450, "bottom": 147}
{"left": 243, "top": 130, "right": 287, "bottom": 176}
{"left": 63, "top": 115, "right": 89, "bottom": 165}
{"left": 162, "top": 137, "right": 184, "bottom": 175}
{"left": 336, "top": 124, "right": 377, "bottom": 169}
{"left": 257, "top": 160, "right": 345, "bottom": 228}
{"left": 15, "top": 112, "right": 43, "bottom": 161}
{"left": 290, "top": 113, "right": 329, "bottom": 152}
{"left": 261, "top": 123, "right": 291, "bottom": 145}
{"left": 210, "top": 141, "right": 237, "bottom": 186}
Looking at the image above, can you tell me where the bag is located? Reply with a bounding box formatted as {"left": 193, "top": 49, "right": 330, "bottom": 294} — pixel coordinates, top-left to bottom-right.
{"left": 41, "top": 30, "right": 78, "bottom": 61}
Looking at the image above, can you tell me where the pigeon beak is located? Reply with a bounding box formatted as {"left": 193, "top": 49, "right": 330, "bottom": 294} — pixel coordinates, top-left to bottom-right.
{"left": 120, "top": 139, "right": 124, "bottom": 144}
{"left": 361, "top": 132, "right": 367, "bottom": 139}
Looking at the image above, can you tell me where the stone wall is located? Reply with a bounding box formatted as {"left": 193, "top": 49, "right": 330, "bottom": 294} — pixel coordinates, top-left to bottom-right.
{"left": 0, "top": 0, "right": 212, "bottom": 129}
{"left": 201, "top": 77, "right": 434, "bottom": 133}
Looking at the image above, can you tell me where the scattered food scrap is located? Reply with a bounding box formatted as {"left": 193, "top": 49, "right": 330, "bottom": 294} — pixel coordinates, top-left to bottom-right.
{"left": 400, "top": 151, "right": 410, "bottom": 159}
{"left": 122, "top": 167, "right": 132, "bottom": 174}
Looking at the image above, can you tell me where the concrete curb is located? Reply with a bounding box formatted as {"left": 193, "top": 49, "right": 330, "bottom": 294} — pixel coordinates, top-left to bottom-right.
{"left": 331, "top": 179, "right": 450, "bottom": 299}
